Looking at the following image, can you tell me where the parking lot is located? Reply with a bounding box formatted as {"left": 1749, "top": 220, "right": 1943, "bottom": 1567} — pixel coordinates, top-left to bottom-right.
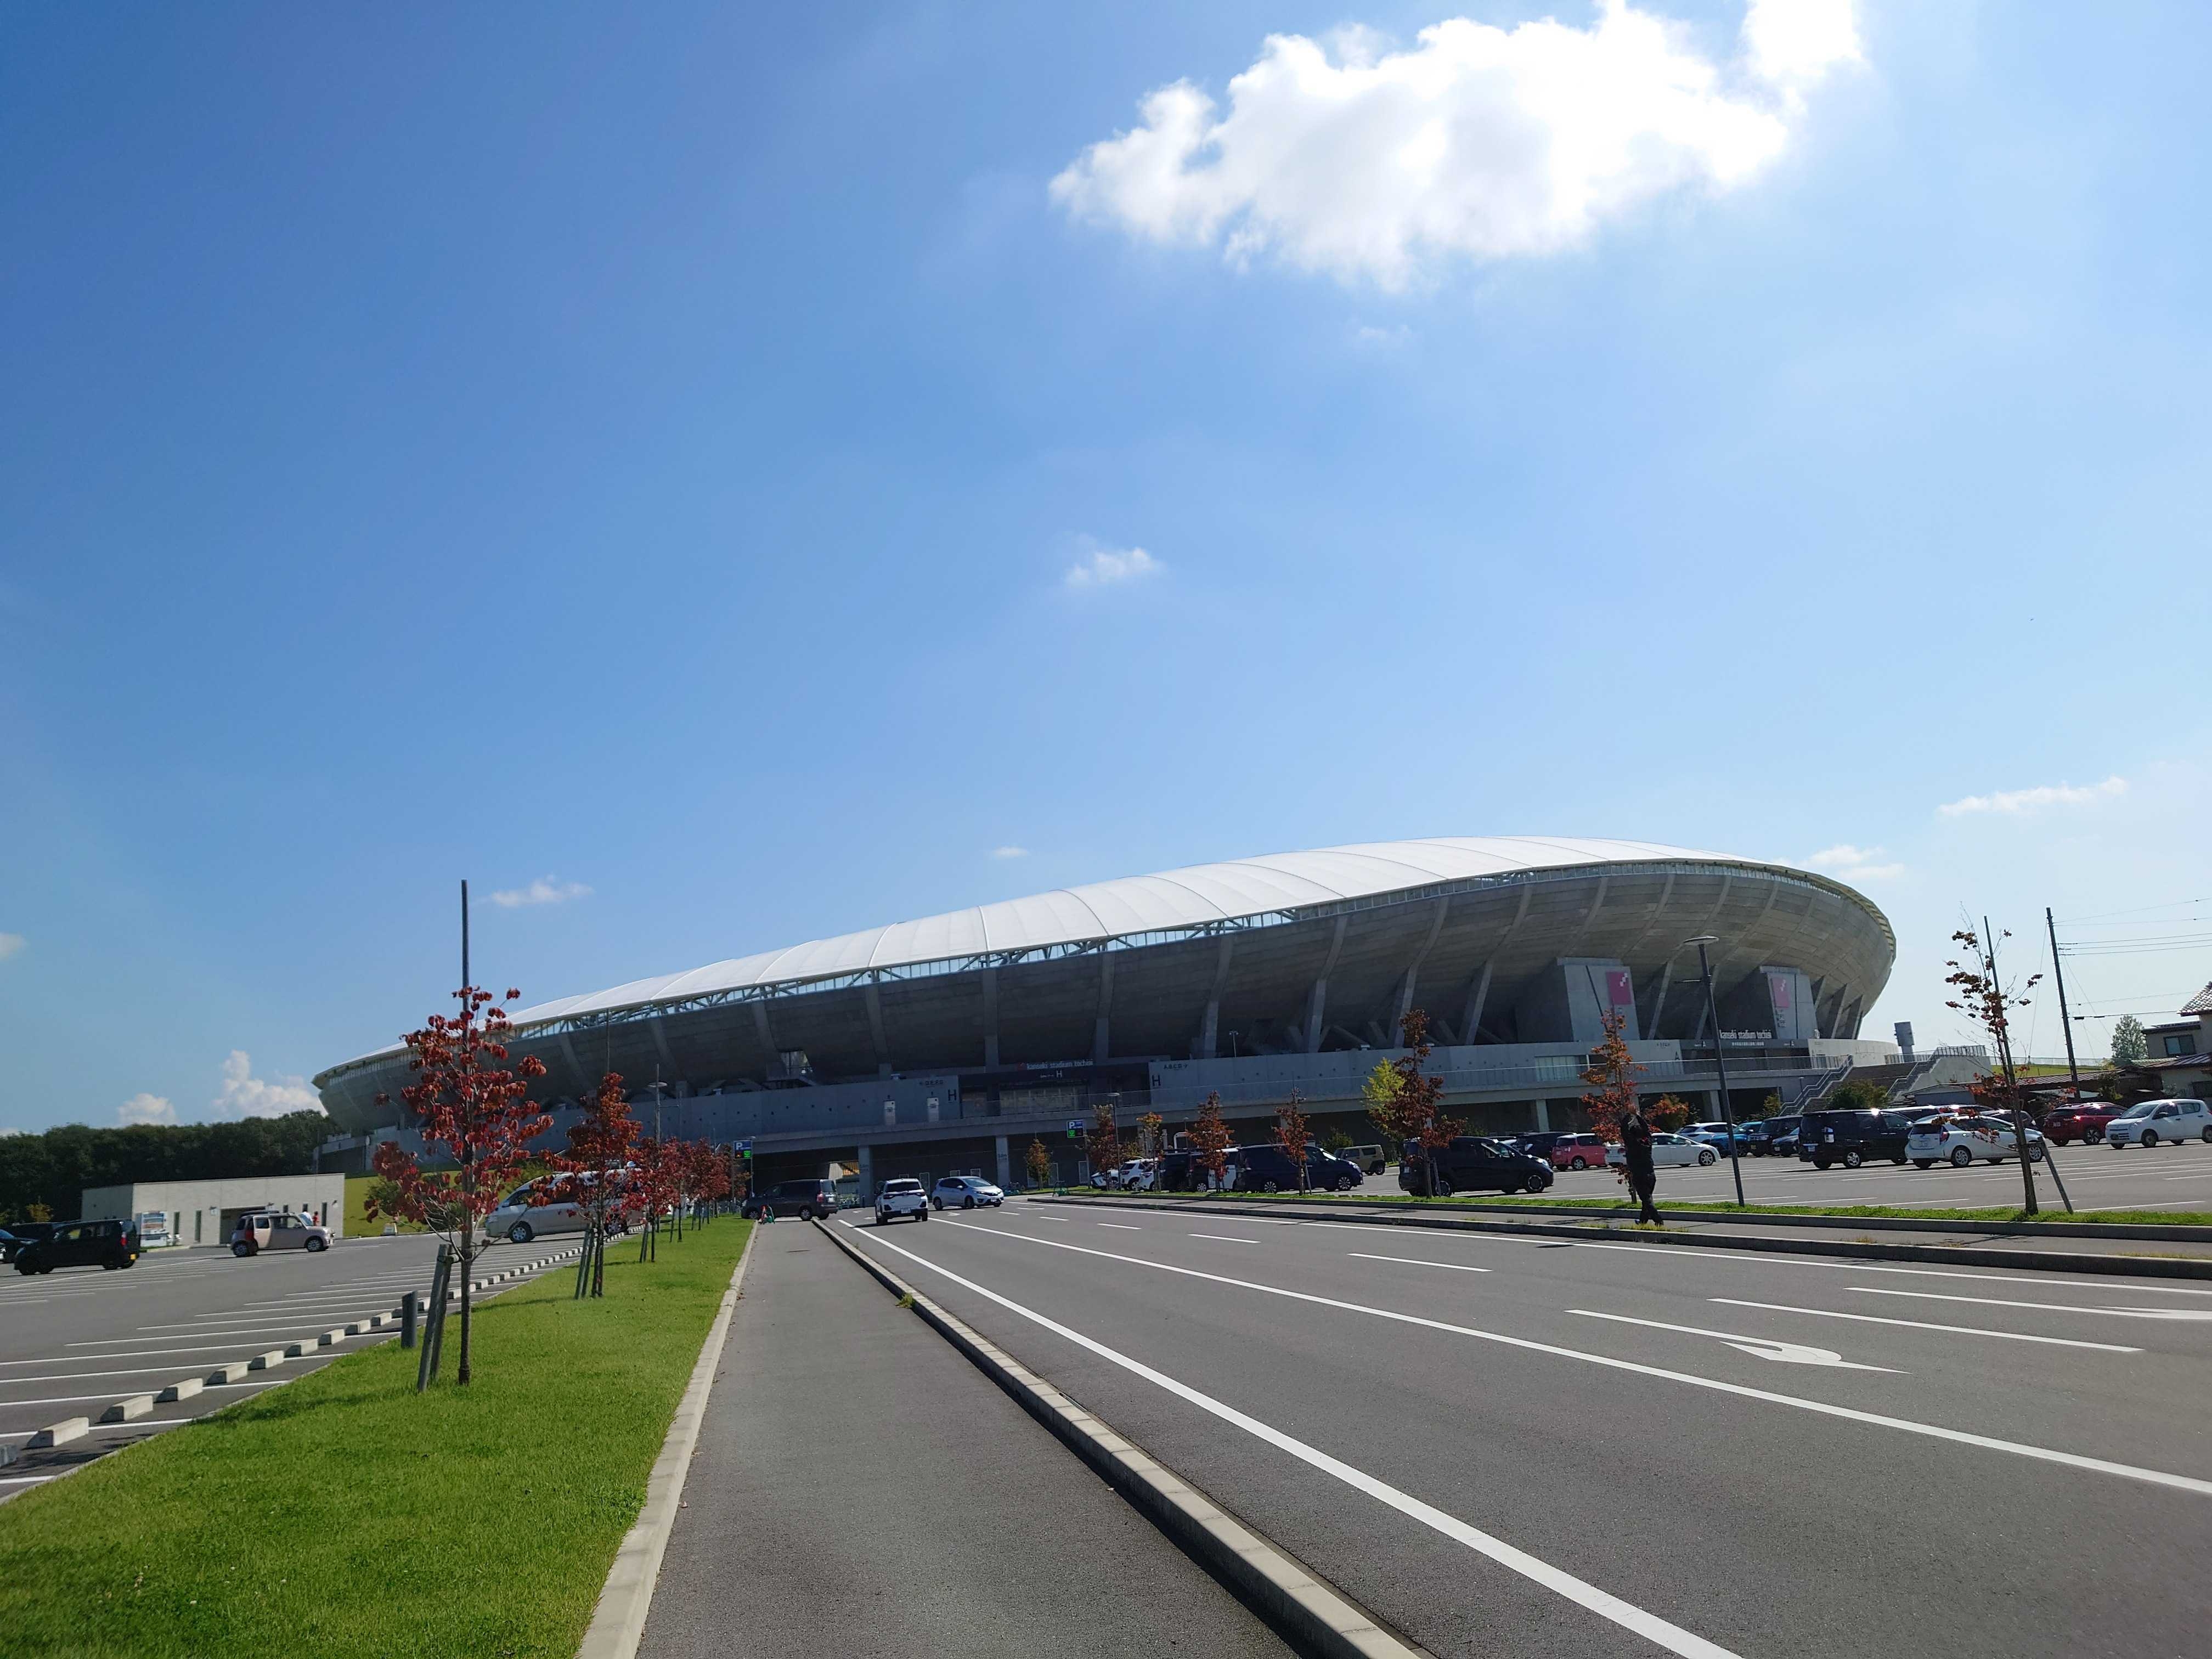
{"left": 1535, "top": 1135, "right": 2212, "bottom": 1211}
{"left": 0, "top": 1235, "right": 574, "bottom": 1497}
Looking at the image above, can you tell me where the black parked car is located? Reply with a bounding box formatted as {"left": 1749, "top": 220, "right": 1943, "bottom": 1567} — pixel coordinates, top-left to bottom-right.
{"left": 1228, "top": 1143, "right": 1363, "bottom": 1193}
{"left": 13, "top": 1218, "right": 139, "bottom": 1275}
{"left": 1156, "top": 1151, "right": 1203, "bottom": 1192}
{"left": 1399, "top": 1136, "right": 1554, "bottom": 1197}
{"left": 1797, "top": 1109, "right": 1917, "bottom": 1169}
{"left": 1510, "top": 1131, "right": 1572, "bottom": 1164}
{"left": 0, "top": 1222, "right": 55, "bottom": 1264}
{"left": 741, "top": 1179, "right": 837, "bottom": 1221}
{"left": 1742, "top": 1118, "right": 1796, "bottom": 1156}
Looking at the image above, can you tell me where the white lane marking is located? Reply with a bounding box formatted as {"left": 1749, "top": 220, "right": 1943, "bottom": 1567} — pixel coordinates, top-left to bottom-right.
{"left": 1097, "top": 1223, "right": 1143, "bottom": 1231}
{"left": 0, "top": 1475, "right": 57, "bottom": 1485}
{"left": 1852, "top": 1289, "right": 2212, "bottom": 1322}
{"left": 1569, "top": 1311, "right": 1898, "bottom": 1372}
{"left": 851, "top": 1225, "right": 1741, "bottom": 1659}
{"left": 1348, "top": 1254, "right": 1491, "bottom": 1274}
{"left": 1189, "top": 1234, "right": 1260, "bottom": 1244}
{"left": 1302, "top": 1218, "right": 2212, "bottom": 1295}
{"left": 1709, "top": 1299, "right": 2142, "bottom": 1353}
{"left": 923, "top": 1216, "right": 2212, "bottom": 1499}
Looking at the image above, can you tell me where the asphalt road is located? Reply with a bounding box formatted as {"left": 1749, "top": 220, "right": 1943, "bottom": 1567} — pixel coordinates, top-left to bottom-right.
{"left": 833, "top": 1198, "right": 2212, "bottom": 1659}
{"left": 639, "top": 1221, "right": 1290, "bottom": 1658}
{"left": 0, "top": 1234, "right": 572, "bottom": 1497}
{"left": 1534, "top": 1136, "right": 2212, "bottom": 1211}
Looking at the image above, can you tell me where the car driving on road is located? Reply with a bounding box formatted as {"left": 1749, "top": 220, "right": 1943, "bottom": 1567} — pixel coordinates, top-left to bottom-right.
{"left": 1605, "top": 1132, "right": 1717, "bottom": 1169}
{"left": 744, "top": 1178, "right": 838, "bottom": 1221}
{"left": 2103, "top": 1098, "right": 2212, "bottom": 1148}
{"left": 874, "top": 1177, "right": 929, "bottom": 1223}
{"left": 932, "top": 1175, "right": 1004, "bottom": 1209}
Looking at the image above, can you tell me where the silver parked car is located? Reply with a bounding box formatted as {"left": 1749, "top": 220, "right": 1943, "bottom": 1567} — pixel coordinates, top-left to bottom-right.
{"left": 483, "top": 1178, "right": 590, "bottom": 1245}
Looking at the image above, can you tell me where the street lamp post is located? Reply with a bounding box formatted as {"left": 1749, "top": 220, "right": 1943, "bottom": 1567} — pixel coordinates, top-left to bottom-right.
{"left": 1685, "top": 936, "right": 1747, "bottom": 1207}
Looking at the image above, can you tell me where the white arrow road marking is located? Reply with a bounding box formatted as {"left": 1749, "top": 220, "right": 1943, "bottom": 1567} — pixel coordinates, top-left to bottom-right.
{"left": 1853, "top": 1289, "right": 2212, "bottom": 1322}
{"left": 1569, "top": 1310, "right": 1899, "bottom": 1371}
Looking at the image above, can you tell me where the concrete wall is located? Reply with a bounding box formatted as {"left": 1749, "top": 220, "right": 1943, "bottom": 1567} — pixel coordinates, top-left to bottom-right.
{"left": 81, "top": 1175, "right": 348, "bottom": 1247}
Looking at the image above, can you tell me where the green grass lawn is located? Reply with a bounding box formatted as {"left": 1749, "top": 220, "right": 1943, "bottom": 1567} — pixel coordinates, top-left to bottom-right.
{"left": 1048, "top": 1188, "right": 2212, "bottom": 1229}
{"left": 0, "top": 1218, "right": 750, "bottom": 1658}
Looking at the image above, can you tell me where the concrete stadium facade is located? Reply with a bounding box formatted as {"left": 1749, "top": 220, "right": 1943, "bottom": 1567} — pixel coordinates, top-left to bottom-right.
{"left": 314, "top": 838, "right": 1895, "bottom": 1191}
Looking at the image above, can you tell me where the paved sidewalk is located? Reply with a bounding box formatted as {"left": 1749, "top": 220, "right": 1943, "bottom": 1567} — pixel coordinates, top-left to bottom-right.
{"left": 637, "top": 1220, "right": 1290, "bottom": 1658}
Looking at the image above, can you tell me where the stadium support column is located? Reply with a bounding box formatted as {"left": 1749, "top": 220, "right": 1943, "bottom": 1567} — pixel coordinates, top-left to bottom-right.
{"left": 1458, "top": 963, "right": 1493, "bottom": 1048}
{"left": 1305, "top": 915, "right": 1348, "bottom": 1053}
{"left": 981, "top": 968, "right": 1000, "bottom": 1069}
{"left": 856, "top": 1145, "right": 874, "bottom": 1205}
{"left": 995, "top": 1136, "right": 1011, "bottom": 1189}
{"left": 1196, "top": 936, "right": 1235, "bottom": 1059}
{"left": 1092, "top": 952, "right": 1116, "bottom": 1064}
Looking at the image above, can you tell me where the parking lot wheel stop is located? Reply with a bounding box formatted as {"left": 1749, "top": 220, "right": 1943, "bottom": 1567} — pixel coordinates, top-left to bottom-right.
{"left": 814, "top": 1216, "right": 1429, "bottom": 1659}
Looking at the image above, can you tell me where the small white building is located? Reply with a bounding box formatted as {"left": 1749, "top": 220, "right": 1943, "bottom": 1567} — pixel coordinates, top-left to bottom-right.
{"left": 81, "top": 1175, "right": 348, "bottom": 1249}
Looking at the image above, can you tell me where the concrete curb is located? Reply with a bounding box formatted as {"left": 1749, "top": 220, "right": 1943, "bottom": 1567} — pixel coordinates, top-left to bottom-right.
{"left": 815, "top": 1216, "right": 1425, "bottom": 1659}
{"left": 1032, "top": 1195, "right": 2212, "bottom": 1281}
{"left": 575, "top": 1223, "right": 760, "bottom": 1659}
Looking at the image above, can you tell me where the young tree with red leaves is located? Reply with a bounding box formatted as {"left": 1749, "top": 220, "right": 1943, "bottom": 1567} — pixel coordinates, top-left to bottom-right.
{"left": 1086, "top": 1098, "right": 1122, "bottom": 1187}
{"left": 1189, "top": 1092, "right": 1233, "bottom": 1192}
{"left": 1024, "top": 1136, "right": 1052, "bottom": 1191}
{"left": 1138, "top": 1110, "right": 1166, "bottom": 1160}
{"left": 548, "top": 1071, "right": 639, "bottom": 1298}
{"left": 1273, "top": 1087, "right": 1312, "bottom": 1193}
{"left": 1578, "top": 1008, "right": 1645, "bottom": 1141}
{"left": 369, "top": 986, "right": 550, "bottom": 1385}
{"left": 1376, "top": 1011, "right": 1459, "bottom": 1196}
{"left": 1946, "top": 924, "right": 2061, "bottom": 1215}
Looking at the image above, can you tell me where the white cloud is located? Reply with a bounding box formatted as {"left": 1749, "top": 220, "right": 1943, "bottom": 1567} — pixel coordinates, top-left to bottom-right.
{"left": 118, "top": 1093, "right": 176, "bottom": 1126}
{"left": 1937, "top": 776, "right": 2127, "bottom": 818}
{"left": 1803, "top": 843, "right": 1904, "bottom": 880}
{"left": 1051, "top": 1, "right": 1862, "bottom": 289}
{"left": 990, "top": 845, "right": 1030, "bottom": 860}
{"left": 488, "top": 876, "right": 592, "bottom": 908}
{"left": 1064, "top": 544, "right": 1161, "bottom": 589}
{"left": 0, "top": 933, "right": 23, "bottom": 961}
{"left": 1352, "top": 321, "right": 1412, "bottom": 347}
{"left": 212, "top": 1051, "right": 325, "bottom": 1120}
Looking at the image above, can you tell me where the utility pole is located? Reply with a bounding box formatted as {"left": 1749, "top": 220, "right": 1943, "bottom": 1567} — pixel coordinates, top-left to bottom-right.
{"left": 1689, "top": 938, "right": 1747, "bottom": 1207}
{"left": 2047, "top": 907, "right": 2083, "bottom": 1102}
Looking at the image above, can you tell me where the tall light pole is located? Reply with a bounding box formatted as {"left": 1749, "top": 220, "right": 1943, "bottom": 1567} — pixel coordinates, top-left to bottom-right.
{"left": 1685, "top": 935, "right": 1747, "bottom": 1207}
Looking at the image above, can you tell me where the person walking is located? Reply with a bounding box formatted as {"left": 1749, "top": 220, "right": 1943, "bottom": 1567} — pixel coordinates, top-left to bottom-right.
{"left": 1620, "top": 1105, "right": 1662, "bottom": 1227}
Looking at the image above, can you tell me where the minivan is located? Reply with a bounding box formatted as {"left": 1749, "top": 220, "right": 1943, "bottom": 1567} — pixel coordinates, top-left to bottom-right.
{"left": 1797, "top": 1109, "right": 1918, "bottom": 1169}
{"left": 1399, "top": 1136, "right": 1554, "bottom": 1197}
{"left": 1229, "top": 1143, "right": 1363, "bottom": 1193}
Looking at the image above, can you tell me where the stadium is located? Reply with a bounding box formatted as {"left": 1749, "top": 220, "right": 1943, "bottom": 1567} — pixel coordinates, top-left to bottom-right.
{"left": 314, "top": 837, "right": 1897, "bottom": 1193}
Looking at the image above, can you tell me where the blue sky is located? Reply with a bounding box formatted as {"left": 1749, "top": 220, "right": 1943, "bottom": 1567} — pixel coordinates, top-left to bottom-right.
{"left": 3, "top": 1, "right": 2207, "bottom": 1132}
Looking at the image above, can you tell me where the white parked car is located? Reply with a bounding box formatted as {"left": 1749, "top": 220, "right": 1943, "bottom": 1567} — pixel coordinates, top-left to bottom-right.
{"left": 1908, "top": 1113, "right": 2044, "bottom": 1168}
{"left": 2104, "top": 1098, "right": 2212, "bottom": 1149}
{"left": 230, "top": 1211, "right": 334, "bottom": 1256}
{"left": 931, "top": 1175, "right": 1004, "bottom": 1209}
{"left": 1605, "top": 1132, "right": 1717, "bottom": 1169}
{"left": 875, "top": 1178, "right": 930, "bottom": 1224}
{"left": 1101, "top": 1159, "right": 1157, "bottom": 1192}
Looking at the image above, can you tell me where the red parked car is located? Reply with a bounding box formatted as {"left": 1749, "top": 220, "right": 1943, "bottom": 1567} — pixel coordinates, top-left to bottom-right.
{"left": 1548, "top": 1133, "right": 1612, "bottom": 1172}
{"left": 2040, "top": 1100, "right": 2123, "bottom": 1146}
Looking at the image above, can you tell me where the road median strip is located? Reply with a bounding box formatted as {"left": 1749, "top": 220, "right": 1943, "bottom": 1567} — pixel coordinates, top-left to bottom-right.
{"left": 813, "top": 1215, "right": 1423, "bottom": 1659}
{"left": 1034, "top": 1196, "right": 2212, "bottom": 1281}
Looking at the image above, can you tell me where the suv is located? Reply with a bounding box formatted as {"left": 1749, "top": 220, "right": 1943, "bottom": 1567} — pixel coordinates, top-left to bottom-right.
{"left": 15, "top": 1218, "right": 140, "bottom": 1274}
{"left": 1797, "top": 1109, "right": 1917, "bottom": 1169}
{"left": 932, "top": 1175, "right": 1004, "bottom": 1209}
{"left": 744, "top": 1179, "right": 837, "bottom": 1221}
{"left": 2104, "top": 1098, "right": 2212, "bottom": 1149}
{"left": 874, "top": 1178, "right": 929, "bottom": 1224}
{"left": 1400, "top": 1136, "right": 1554, "bottom": 1197}
{"left": 2040, "top": 1100, "right": 2121, "bottom": 1145}
{"left": 1228, "top": 1143, "right": 1363, "bottom": 1193}
{"left": 1339, "top": 1143, "right": 1389, "bottom": 1175}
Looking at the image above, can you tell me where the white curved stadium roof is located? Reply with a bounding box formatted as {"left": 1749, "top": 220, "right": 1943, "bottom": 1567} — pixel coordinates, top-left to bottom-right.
{"left": 505, "top": 836, "right": 1786, "bottom": 1027}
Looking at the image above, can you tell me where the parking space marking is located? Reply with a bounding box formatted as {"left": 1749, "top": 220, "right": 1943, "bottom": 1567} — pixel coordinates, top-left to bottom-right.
{"left": 1708, "top": 1299, "right": 2141, "bottom": 1352}
{"left": 924, "top": 1216, "right": 2212, "bottom": 1498}
{"left": 856, "top": 1224, "right": 1743, "bottom": 1659}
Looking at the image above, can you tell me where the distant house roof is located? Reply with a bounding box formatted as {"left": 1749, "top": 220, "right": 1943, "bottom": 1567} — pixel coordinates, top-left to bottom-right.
{"left": 2181, "top": 981, "right": 2212, "bottom": 1016}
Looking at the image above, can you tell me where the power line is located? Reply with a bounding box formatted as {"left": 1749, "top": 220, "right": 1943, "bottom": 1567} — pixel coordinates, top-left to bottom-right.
{"left": 2056, "top": 896, "right": 2212, "bottom": 923}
